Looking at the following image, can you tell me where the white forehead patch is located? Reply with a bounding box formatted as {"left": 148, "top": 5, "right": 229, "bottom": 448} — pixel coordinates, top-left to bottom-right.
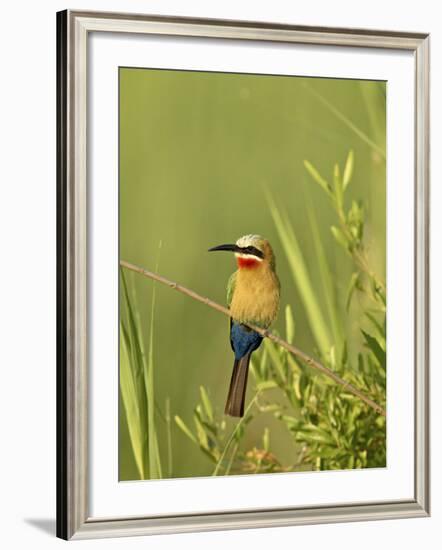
{"left": 235, "top": 234, "right": 264, "bottom": 262}
{"left": 235, "top": 234, "right": 264, "bottom": 249}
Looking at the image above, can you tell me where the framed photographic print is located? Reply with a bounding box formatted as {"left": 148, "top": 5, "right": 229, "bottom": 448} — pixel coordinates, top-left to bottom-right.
{"left": 57, "top": 10, "right": 430, "bottom": 540}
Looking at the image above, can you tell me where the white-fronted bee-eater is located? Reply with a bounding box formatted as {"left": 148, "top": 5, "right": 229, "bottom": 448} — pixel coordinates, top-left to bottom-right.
{"left": 209, "top": 234, "right": 280, "bottom": 417}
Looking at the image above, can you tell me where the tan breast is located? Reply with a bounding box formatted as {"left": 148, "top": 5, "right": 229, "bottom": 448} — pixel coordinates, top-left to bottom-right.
{"left": 230, "top": 266, "right": 280, "bottom": 327}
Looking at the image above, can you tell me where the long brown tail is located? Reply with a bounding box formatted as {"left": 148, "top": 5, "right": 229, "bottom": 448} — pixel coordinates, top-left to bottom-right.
{"left": 224, "top": 353, "right": 251, "bottom": 417}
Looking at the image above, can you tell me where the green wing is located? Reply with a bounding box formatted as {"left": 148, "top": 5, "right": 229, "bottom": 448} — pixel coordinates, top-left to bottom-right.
{"left": 227, "top": 271, "right": 237, "bottom": 350}
{"left": 226, "top": 271, "right": 237, "bottom": 307}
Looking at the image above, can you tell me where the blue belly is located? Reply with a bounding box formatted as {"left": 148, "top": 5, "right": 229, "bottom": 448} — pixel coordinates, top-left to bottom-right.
{"left": 230, "top": 322, "right": 263, "bottom": 360}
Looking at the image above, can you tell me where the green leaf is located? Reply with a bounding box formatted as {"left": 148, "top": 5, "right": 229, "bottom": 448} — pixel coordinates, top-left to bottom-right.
{"left": 199, "top": 386, "right": 214, "bottom": 422}
{"left": 341, "top": 340, "right": 348, "bottom": 366}
{"left": 259, "top": 404, "right": 281, "bottom": 413}
{"left": 194, "top": 412, "right": 209, "bottom": 449}
{"left": 342, "top": 150, "right": 354, "bottom": 191}
{"left": 174, "top": 415, "right": 197, "bottom": 444}
{"left": 295, "top": 429, "right": 334, "bottom": 445}
{"left": 293, "top": 375, "right": 302, "bottom": 402}
{"left": 346, "top": 272, "right": 360, "bottom": 311}
{"left": 119, "top": 324, "right": 146, "bottom": 479}
{"left": 333, "top": 163, "right": 343, "bottom": 210}
{"left": 309, "top": 447, "right": 339, "bottom": 459}
{"left": 304, "top": 160, "right": 333, "bottom": 197}
{"left": 256, "top": 380, "right": 278, "bottom": 391}
{"left": 361, "top": 330, "right": 386, "bottom": 369}
{"left": 357, "top": 352, "right": 365, "bottom": 374}
{"left": 198, "top": 445, "right": 218, "bottom": 463}
{"left": 285, "top": 304, "right": 295, "bottom": 344}
{"left": 258, "top": 345, "right": 269, "bottom": 379}
{"left": 365, "top": 313, "right": 386, "bottom": 350}
{"left": 276, "top": 414, "right": 301, "bottom": 429}
{"left": 331, "top": 225, "right": 349, "bottom": 251}
{"left": 263, "top": 428, "right": 270, "bottom": 452}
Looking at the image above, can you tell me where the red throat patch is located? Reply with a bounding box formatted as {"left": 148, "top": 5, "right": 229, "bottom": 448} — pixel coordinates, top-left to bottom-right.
{"left": 237, "top": 257, "right": 260, "bottom": 269}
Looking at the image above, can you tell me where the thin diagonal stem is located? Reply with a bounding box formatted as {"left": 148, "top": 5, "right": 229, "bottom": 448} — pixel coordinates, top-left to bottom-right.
{"left": 120, "top": 260, "right": 386, "bottom": 417}
{"left": 304, "top": 84, "right": 386, "bottom": 160}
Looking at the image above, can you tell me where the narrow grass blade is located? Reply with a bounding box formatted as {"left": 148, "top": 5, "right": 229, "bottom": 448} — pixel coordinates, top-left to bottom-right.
{"left": 346, "top": 272, "right": 360, "bottom": 311}
{"left": 333, "top": 163, "right": 343, "bottom": 210}
{"left": 264, "top": 339, "right": 286, "bottom": 384}
{"left": 361, "top": 330, "right": 386, "bottom": 369}
{"left": 120, "top": 270, "right": 144, "bottom": 379}
{"left": 285, "top": 304, "right": 295, "bottom": 344}
{"left": 145, "top": 279, "right": 163, "bottom": 479}
{"left": 306, "top": 202, "right": 344, "bottom": 354}
{"left": 165, "top": 397, "right": 173, "bottom": 478}
{"left": 267, "top": 192, "right": 331, "bottom": 355}
{"left": 358, "top": 81, "right": 386, "bottom": 152}
{"left": 120, "top": 270, "right": 149, "bottom": 477}
{"left": 224, "top": 442, "right": 239, "bottom": 476}
{"left": 342, "top": 150, "right": 354, "bottom": 191}
{"left": 365, "top": 312, "right": 386, "bottom": 350}
{"left": 331, "top": 225, "right": 349, "bottom": 251}
{"left": 263, "top": 427, "right": 270, "bottom": 452}
{"left": 199, "top": 386, "right": 214, "bottom": 423}
{"left": 212, "top": 393, "right": 259, "bottom": 476}
{"left": 174, "top": 415, "right": 198, "bottom": 444}
{"left": 120, "top": 324, "right": 145, "bottom": 479}
{"left": 303, "top": 161, "right": 332, "bottom": 197}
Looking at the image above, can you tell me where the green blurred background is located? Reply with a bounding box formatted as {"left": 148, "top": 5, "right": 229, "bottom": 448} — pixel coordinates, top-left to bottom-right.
{"left": 119, "top": 67, "right": 386, "bottom": 480}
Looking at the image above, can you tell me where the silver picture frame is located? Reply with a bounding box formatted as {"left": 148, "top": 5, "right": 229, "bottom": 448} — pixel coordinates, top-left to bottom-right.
{"left": 56, "top": 9, "right": 430, "bottom": 540}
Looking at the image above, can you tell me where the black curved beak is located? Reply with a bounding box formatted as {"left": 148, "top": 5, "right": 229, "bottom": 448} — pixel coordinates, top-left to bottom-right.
{"left": 208, "top": 243, "right": 242, "bottom": 253}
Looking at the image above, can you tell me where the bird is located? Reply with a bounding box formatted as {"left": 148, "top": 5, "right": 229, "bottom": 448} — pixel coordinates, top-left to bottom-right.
{"left": 208, "top": 234, "right": 280, "bottom": 417}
